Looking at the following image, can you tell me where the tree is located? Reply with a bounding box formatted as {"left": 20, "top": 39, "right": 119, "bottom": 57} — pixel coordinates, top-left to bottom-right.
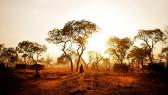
{"left": 45, "top": 55, "right": 53, "bottom": 68}
{"left": 17, "top": 41, "right": 47, "bottom": 78}
{"left": 102, "top": 58, "right": 111, "bottom": 69}
{"left": 22, "top": 54, "right": 28, "bottom": 64}
{"left": 127, "top": 46, "right": 150, "bottom": 68}
{"left": 134, "top": 29, "right": 164, "bottom": 64}
{"left": 162, "top": 26, "right": 168, "bottom": 44}
{"left": 161, "top": 47, "right": 168, "bottom": 66}
{"left": 47, "top": 19, "right": 99, "bottom": 71}
{"left": 88, "top": 51, "right": 103, "bottom": 70}
{"left": 106, "top": 37, "right": 132, "bottom": 64}
{"left": 0, "top": 43, "right": 5, "bottom": 63}
{"left": 46, "top": 28, "right": 74, "bottom": 71}
{"left": 63, "top": 20, "right": 99, "bottom": 71}
{"left": 1, "top": 47, "right": 18, "bottom": 67}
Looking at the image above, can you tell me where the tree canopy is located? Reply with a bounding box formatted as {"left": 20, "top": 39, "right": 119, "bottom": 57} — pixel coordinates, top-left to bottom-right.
{"left": 46, "top": 19, "right": 99, "bottom": 71}
{"left": 134, "top": 29, "right": 164, "bottom": 64}
{"left": 106, "top": 37, "right": 132, "bottom": 64}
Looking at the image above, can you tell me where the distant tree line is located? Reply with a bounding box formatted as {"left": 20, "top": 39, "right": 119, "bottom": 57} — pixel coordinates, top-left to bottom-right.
{"left": 1, "top": 19, "right": 168, "bottom": 73}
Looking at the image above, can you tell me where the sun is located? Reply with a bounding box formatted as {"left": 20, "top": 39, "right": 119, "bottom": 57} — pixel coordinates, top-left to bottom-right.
{"left": 86, "top": 32, "right": 107, "bottom": 54}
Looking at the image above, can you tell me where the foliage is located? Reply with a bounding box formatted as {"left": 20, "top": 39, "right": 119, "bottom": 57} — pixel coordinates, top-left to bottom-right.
{"left": 127, "top": 46, "right": 150, "bottom": 66}
{"left": 1, "top": 47, "right": 18, "bottom": 64}
{"left": 106, "top": 37, "right": 132, "bottom": 64}
{"left": 88, "top": 51, "right": 103, "bottom": 70}
{"left": 17, "top": 40, "right": 47, "bottom": 78}
{"left": 134, "top": 29, "right": 164, "bottom": 64}
{"left": 46, "top": 19, "right": 99, "bottom": 71}
{"left": 161, "top": 47, "right": 168, "bottom": 63}
{"left": 17, "top": 40, "right": 47, "bottom": 62}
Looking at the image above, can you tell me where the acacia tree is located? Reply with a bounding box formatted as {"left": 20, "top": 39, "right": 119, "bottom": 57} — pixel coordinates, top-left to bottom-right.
{"left": 47, "top": 19, "right": 99, "bottom": 71}
{"left": 127, "top": 46, "right": 150, "bottom": 68}
{"left": 88, "top": 51, "right": 103, "bottom": 70}
{"left": 46, "top": 28, "right": 74, "bottom": 71}
{"left": 17, "top": 41, "right": 47, "bottom": 78}
{"left": 63, "top": 20, "right": 99, "bottom": 71}
{"left": 134, "top": 29, "right": 164, "bottom": 64}
{"left": 1, "top": 47, "right": 18, "bottom": 68}
{"left": 106, "top": 37, "right": 132, "bottom": 64}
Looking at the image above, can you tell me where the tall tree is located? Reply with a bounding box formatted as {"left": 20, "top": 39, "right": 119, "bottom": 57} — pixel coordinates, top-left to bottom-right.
{"left": 106, "top": 37, "right": 132, "bottom": 64}
{"left": 63, "top": 20, "right": 99, "bottom": 71}
{"left": 134, "top": 29, "right": 164, "bottom": 64}
{"left": 47, "top": 19, "right": 99, "bottom": 71}
{"left": 46, "top": 28, "right": 74, "bottom": 71}
{"left": 127, "top": 46, "right": 150, "bottom": 68}
{"left": 17, "top": 41, "right": 47, "bottom": 78}
{"left": 1, "top": 47, "right": 18, "bottom": 67}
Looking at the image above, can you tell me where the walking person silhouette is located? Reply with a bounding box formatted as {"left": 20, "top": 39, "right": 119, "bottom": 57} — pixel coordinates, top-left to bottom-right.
{"left": 79, "top": 64, "right": 84, "bottom": 76}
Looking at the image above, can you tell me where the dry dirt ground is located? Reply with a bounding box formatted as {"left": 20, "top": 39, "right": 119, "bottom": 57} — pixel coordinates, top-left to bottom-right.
{"left": 0, "top": 69, "right": 168, "bottom": 95}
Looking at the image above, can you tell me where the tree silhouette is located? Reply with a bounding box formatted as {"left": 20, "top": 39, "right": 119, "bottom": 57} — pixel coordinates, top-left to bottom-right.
{"left": 102, "top": 58, "right": 111, "bottom": 69}
{"left": 63, "top": 20, "right": 99, "bottom": 71}
{"left": 88, "top": 51, "right": 103, "bottom": 70}
{"left": 22, "top": 54, "right": 28, "bottom": 64}
{"left": 45, "top": 55, "right": 53, "bottom": 68}
{"left": 135, "top": 29, "right": 164, "bottom": 64}
{"left": 106, "top": 37, "right": 132, "bottom": 64}
{"left": 1, "top": 47, "right": 18, "bottom": 67}
{"left": 46, "top": 28, "right": 74, "bottom": 71}
{"left": 127, "top": 46, "right": 150, "bottom": 69}
{"left": 47, "top": 19, "right": 99, "bottom": 71}
{"left": 0, "top": 43, "right": 5, "bottom": 63}
{"left": 17, "top": 41, "right": 47, "bottom": 78}
{"left": 161, "top": 47, "right": 168, "bottom": 67}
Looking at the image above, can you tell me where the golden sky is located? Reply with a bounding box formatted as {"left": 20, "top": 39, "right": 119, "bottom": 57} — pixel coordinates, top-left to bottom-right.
{"left": 0, "top": 0, "right": 168, "bottom": 58}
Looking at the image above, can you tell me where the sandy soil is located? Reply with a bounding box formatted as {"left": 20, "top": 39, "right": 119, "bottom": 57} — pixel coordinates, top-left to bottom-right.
{"left": 0, "top": 69, "right": 168, "bottom": 95}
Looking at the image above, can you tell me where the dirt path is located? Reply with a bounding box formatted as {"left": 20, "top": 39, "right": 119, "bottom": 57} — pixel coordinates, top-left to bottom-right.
{"left": 1, "top": 71, "right": 168, "bottom": 95}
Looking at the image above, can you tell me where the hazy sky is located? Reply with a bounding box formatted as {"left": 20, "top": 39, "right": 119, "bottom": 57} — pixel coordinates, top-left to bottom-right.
{"left": 0, "top": 0, "right": 168, "bottom": 58}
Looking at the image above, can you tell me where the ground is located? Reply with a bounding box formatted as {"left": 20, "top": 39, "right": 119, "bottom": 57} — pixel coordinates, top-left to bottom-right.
{"left": 0, "top": 69, "right": 168, "bottom": 95}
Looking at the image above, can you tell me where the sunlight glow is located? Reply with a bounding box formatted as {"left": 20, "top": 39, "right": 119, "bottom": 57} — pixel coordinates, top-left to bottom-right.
{"left": 86, "top": 32, "right": 107, "bottom": 54}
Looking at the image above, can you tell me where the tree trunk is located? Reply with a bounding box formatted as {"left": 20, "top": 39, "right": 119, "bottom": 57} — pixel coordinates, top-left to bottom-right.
{"left": 108, "top": 62, "right": 110, "bottom": 70}
{"left": 24, "top": 57, "right": 26, "bottom": 64}
{"left": 120, "top": 59, "right": 123, "bottom": 64}
{"left": 141, "top": 59, "right": 144, "bottom": 68}
{"left": 96, "top": 62, "right": 98, "bottom": 71}
{"left": 167, "top": 59, "right": 168, "bottom": 69}
{"left": 149, "top": 54, "right": 153, "bottom": 64}
{"left": 81, "top": 57, "right": 88, "bottom": 69}
{"left": 62, "top": 50, "right": 73, "bottom": 71}
{"left": 138, "top": 60, "right": 140, "bottom": 71}
{"left": 149, "top": 48, "right": 153, "bottom": 64}
{"left": 62, "top": 42, "right": 74, "bottom": 71}
{"left": 76, "top": 46, "right": 84, "bottom": 72}
{"left": 141, "top": 59, "right": 144, "bottom": 72}
{"left": 32, "top": 57, "right": 40, "bottom": 78}
{"left": 76, "top": 56, "right": 80, "bottom": 71}
{"left": 70, "top": 61, "right": 73, "bottom": 71}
